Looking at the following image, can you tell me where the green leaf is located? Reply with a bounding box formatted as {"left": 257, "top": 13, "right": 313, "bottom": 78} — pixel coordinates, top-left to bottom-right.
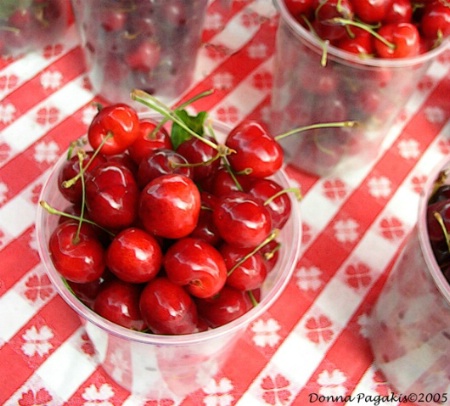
{"left": 171, "top": 109, "right": 208, "bottom": 150}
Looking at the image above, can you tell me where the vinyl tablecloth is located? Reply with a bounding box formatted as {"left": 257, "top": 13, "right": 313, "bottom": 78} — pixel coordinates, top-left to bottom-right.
{"left": 1, "top": 1, "right": 450, "bottom": 405}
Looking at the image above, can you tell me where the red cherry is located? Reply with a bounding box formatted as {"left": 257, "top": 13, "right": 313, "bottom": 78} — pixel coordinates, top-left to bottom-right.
{"left": 139, "top": 277, "right": 198, "bottom": 335}
{"left": 188, "top": 192, "right": 222, "bottom": 246}
{"left": 100, "top": 9, "right": 127, "bottom": 32}
{"left": 137, "top": 148, "right": 192, "bottom": 188}
{"left": 284, "top": 0, "right": 315, "bottom": 17}
{"left": 213, "top": 191, "right": 272, "bottom": 248}
{"left": 210, "top": 167, "right": 254, "bottom": 197}
{"left": 85, "top": 162, "right": 139, "bottom": 230}
{"left": 176, "top": 135, "right": 220, "bottom": 182}
{"left": 374, "top": 22, "right": 421, "bottom": 58}
{"left": 220, "top": 243, "right": 268, "bottom": 291}
{"left": 164, "top": 237, "right": 227, "bottom": 298}
{"left": 259, "top": 239, "right": 281, "bottom": 273}
{"left": 313, "top": 0, "right": 354, "bottom": 42}
{"left": 128, "top": 119, "right": 172, "bottom": 164}
{"left": 57, "top": 150, "right": 106, "bottom": 204}
{"left": 93, "top": 278, "right": 146, "bottom": 331}
{"left": 49, "top": 220, "right": 105, "bottom": 283}
{"left": 383, "top": 0, "right": 413, "bottom": 24}
{"left": 125, "top": 39, "right": 161, "bottom": 72}
{"left": 226, "top": 120, "right": 283, "bottom": 178}
{"left": 195, "top": 286, "right": 253, "bottom": 328}
{"left": 139, "top": 174, "right": 201, "bottom": 239}
{"left": 88, "top": 104, "right": 140, "bottom": 155}
{"left": 336, "top": 30, "right": 374, "bottom": 55}
{"left": 247, "top": 178, "right": 292, "bottom": 230}
{"left": 351, "top": 0, "right": 394, "bottom": 23}
{"left": 420, "top": 1, "right": 450, "bottom": 40}
{"left": 106, "top": 227, "right": 163, "bottom": 283}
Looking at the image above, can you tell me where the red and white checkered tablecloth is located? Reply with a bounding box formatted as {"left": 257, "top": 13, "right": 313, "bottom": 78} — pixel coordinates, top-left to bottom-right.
{"left": 1, "top": 1, "right": 450, "bottom": 405}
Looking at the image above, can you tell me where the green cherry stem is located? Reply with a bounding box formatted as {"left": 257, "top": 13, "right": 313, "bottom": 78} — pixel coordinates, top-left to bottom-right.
{"left": 329, "top": 17, "right": 396, "bottom": 50}
{"left": 274, "top": 120, "right": 358, "bottom": 142}
{"left": 434, "top": 211, "right": 450, "bottom": 252}
{"left": 247, "top": 290, "right": 259, "bottom": 307}
{"left": 264, "top": 187, "right": 303, "bottom": 206}
{"left": 39, "top": 201, "right": 115, "bottom": 237}
{"left": 227, "top": 229, "right": 280, "bottom": 277}
{"left": 131, "top": 89, "right": 220, "bottom": 151}
{"left": 301, "top": 14, "right": 329, "bottom": 67}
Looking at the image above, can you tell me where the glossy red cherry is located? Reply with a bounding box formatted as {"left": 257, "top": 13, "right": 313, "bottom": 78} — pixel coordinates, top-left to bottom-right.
{"left": 125, "top": 39, "right": 161, "bottom": 72}
{"left": 49, "top": 220, "right": 105, "bottom": 283}
{"left": 374, "top": 22, "right": 421, "bottom": 58}
{"left": 139, "top": 174, "right": 201, "bottom": 239}
{"left": 220, "top": 243, "right": 268, "bottom": 291}
{"left": 85, "top": 162, "right": 139, "bottom": 230}
{"left": 210, "top": 167, "right": 254, "bottom": 197}
{"left": 226, "top": 120, "right": 283, "bottom": 178}
{"left": 139, "top": 277, "right": 198, "bottom": 335}
{"left": 213, "top": 191, "right": 272, "bottom": 248}
{"left": 164, "top": 237, "right": 227, "bottom": 298}
{"left": 284, "top": 0, "right": 315, "bottom": 18}
{"left": 93, "top": 278, "right": 146, "bottom": 331}
{"left": 420, "top": 1, "right": 450, "bottom": 40}
{"left": 88, "top": 104, "right": 140, "bottom": 155}
{"left": 247, "top": 178, "right": 292, "bottom": 230}
{"left": 137, "top": 148, "right": 192, "bottom": 188}
{"left": 383, "top": 0, "right": 413, "bottom": 24}
{"left": 57, "top": 150, "right": 106, "bottom": 204}
{"left": 188, "top": 192, "right": 222, "bottom": 246}
{"left": 128, "top": 119, "right": 172, "bottom": 164}
{"left": 195, "top": 286, "right": 253, "bottom": 328}
{"left": 313, "top": 0, "right": 354, "bottom": 42}
{"left": 106, "top": 227, "right": 163, "bottom": 283}
{"left": 351, "top": 0, "right": 394, "bottom": 23}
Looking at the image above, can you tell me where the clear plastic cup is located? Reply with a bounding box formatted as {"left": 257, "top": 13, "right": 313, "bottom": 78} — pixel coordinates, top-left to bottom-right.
{"left": 0, "top": 0, "right": 73, "bottom": 57}
{"left": 270, "top": 0, "right": 450, "bottom": 176}
{"left": 369, "top": 157, "right": 450, "bottom": 404}
{"left": 70, "top": 0, "right": 208, "bottom": 104}
{"left": 35, "top": 115, "right": 302, "bottom": 398}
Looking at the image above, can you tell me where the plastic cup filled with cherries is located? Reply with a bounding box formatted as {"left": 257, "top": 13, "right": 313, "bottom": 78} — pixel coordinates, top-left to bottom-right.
{"left": 271, "top": 0, "right": 450, "bottom": 176}
{"left": 70, "top": 0, "right": 208, "bottom": 104}
{"left": 36, "top": 89, "right": 303, "bottom": 397}
{"left": 370, "top": 156, "right": 450, "bottom": 403}
{"left": 0, "top": 0, "right": 73, "bottom": 57}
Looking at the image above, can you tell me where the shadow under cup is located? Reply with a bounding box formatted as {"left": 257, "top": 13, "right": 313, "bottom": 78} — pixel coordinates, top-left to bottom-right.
{"left": 35, "top": 118, "right": 302, "bottom": 399}
{"left": 271, "top": 0, "right": 450, "bottom": 176}
{"left": 369, "top": 157, "right": 450, "bottom": 403}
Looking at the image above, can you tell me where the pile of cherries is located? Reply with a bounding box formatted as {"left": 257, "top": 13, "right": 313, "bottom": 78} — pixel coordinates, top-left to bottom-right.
{"left": 426, "top": 171, "right": 450, "bottom": 284}
{"left": 0, "top": 0, "right": 71, "bottom": 57}
{"left": 43, "top": 90, "right": 297, "bottom": 336}
{"left": 283, "top": 0, "right": 450, "bottom": 58}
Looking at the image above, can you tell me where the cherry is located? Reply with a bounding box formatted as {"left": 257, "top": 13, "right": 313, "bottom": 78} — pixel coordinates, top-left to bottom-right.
{"left": 284, "top": 0, "right": 315, "bottom": 18}
{"left": 383, "top": 0, "right": 413, "bottom": 24}
{"left": 136, "top": 148, "right": 192, "bottom": 188}
{"left": 125, "top": 39, "right": 161, "bottom": 72}
{"left": 188, "top": 192, "right": 222, "bottom": 246}
{"left": 164, "top": 237, "right": 227, "bottom": 298}
{"left": 48, "top": 220, "right": 105, "bottom": 284}
{"left": 106, "top": 227, "right": 163, "bottom": 283}
{"left": 139, "top": 173, "right": 201, "bottom": 239}
{"left": 313, "top": 0, "right": 354, "bottom": 42}
{"left": 85, "top": 161, "right": 139, "bottom": 230}
{"left": 139, "top": 277, "right": 198, "bottom": 335}
{"left": 176, "top": 134, "right": 221, "bottom": 182}
{"left": 88, "top": 104, "right": 140, "bottom": 155}
{"left": 100, "top": 9, "right": 127, "bottom": 32}
{"left": 420, "top": 1, "right": 450, "bottom": 41}
{"left": 212, "top": 191, "right": 272, "bottom": 248}
{"left": 247, "top": 178, "right": 292, "bottom": 230}
{"left": 336, "top": 30, "right": 374, "bottom": 55}
{"left": 351, "top": 0, "right": 394, "bottom": 23}
{"left": 226, "top": 120, "right": 283, "bottom": 178}
{"left": 68, "top": 271, "right": 111, "bottom": 309}
{"left": 57, "top": 150, "right": 106, "bottom": 204}
{"left": 220, "top": 243, "right": 268, "bottom": 291}
{"left": 93, "top": 278, "right": 146, "bottom": 331}
{"left": 128, "top": 119, "right": 172, "bottom": 164}
{"left": 195, "top": 286, "right": 253, "bottom": 328}
{"left": 259, "top": 239, "right": 281, "bottom": 273}
{"left": 374, "top": 22, "right": 421, "bottom": 58}
{"left": 426, "top": 200, "right": 450, "bottom": 243}
{"left": 209, "top": 167, "right": 254, "bottom": 197}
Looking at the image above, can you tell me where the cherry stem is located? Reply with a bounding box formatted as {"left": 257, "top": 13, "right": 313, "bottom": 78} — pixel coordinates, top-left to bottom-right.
{"left": 434, "top": 212, "right": 450, "bottom": 252}
{"left": 263, "top": 241, "right": 281, "bottom": 262}
{"left": 74, "top": 151, "right": 88, "bottom": 244}
{"left": 39, "top": 201, "right": 115, "bottom": 237}
{"left": 227, "top": 229, "right": 280, "bottom": 277}
{"left": 131, "top": 89, "right": 220, "bottom": 151}
{"left": 247, "top": 290, "right": 259, "bottom": 307}
{"left": 301, "top": 14, "right": 329, "bottom": 67}
{"left": 431, "top": 169, "right": 450, "bottom": 201}
{"left": 62, "top": 132, "right": 113, "bottom": 189}
{"left": 274, "top": 120, "right": 358, "bottom": 142}
{"left": 264, "top": 187, "right": 303, "bottom": 206}
{"left": 329, "top": 18, "right": 396, "bottom": 50}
